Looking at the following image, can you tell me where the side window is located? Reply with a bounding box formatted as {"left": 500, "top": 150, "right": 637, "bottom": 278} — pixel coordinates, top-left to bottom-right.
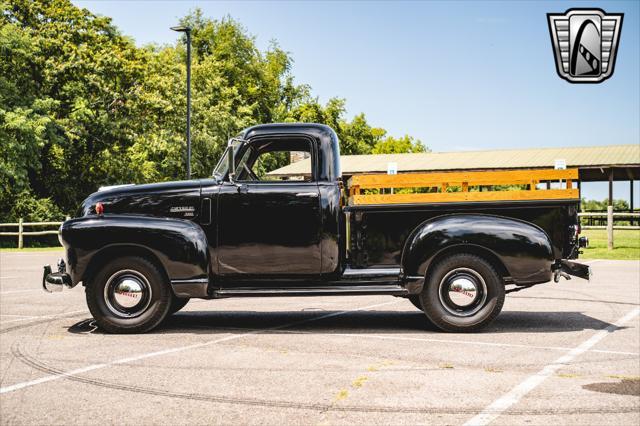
{"left": 237, "top": 138, "right": 313, "bottom": 182}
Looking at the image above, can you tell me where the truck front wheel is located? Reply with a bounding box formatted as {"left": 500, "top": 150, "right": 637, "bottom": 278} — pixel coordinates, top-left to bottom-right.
{"left": 86, "top": 256, "right": 171, "bottom": 333}
{"left": 169, "top": 294, "right": 190, "bottom": 315}
{"left": 419, "top": 253, "right": 505, "bottom": 332}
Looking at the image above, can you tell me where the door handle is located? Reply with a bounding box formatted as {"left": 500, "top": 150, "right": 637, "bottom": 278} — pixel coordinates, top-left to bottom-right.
{"left": 200, "top": 197, "right": 211, "bottom": 225}
{"left": 236, "top": 184, "right": 249, "bottom": 194}
{"left": 296, "top": 192, "right": 318, "bottom": 197}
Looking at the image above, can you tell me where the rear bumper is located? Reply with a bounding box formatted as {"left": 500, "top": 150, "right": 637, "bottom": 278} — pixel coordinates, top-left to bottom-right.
{"left": 555, "top": 259, "right": 592, "bottom": 281}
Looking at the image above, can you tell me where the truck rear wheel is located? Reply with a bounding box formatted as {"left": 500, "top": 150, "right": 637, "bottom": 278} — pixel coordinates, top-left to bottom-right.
{"left": 419, "top": 253, "right": 504, "bottom": 332}
{"left": 86, "top": 256, "right": 171, "bottom": 333}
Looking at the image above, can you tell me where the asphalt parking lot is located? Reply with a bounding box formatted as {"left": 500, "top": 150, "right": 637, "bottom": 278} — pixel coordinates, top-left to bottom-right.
{"left": 0, "top": 251, "right": 638, "bottom": 425}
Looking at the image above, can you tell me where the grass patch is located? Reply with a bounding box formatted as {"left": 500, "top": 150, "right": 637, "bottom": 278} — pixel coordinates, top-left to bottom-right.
{"left": 580, "top": 229, "right": 640, "bottom": 260}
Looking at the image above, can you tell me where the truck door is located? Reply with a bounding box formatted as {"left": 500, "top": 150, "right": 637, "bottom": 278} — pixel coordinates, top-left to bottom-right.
{"left": 217, "top": 137, "right": 322, "bottom": 279}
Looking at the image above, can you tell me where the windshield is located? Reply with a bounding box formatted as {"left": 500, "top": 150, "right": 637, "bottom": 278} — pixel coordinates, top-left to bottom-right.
{"left": 212, "top": 138, "right": 245, "bottom": 180}
{"left": 212, "top": 147, "right": 230, "bottom": 179}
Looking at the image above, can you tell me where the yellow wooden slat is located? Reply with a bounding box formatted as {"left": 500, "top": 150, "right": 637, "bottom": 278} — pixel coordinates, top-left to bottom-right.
{"left": 348, "top": 169, "right": 578, "bottom": 189}
{"left": 349, "top": 189, "right": 580, "bottom": 206}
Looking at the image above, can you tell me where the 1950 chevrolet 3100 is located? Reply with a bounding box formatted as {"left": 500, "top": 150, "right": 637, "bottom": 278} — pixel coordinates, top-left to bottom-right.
{"left": 43, "top": 123, "right": 590, "bottom": 333}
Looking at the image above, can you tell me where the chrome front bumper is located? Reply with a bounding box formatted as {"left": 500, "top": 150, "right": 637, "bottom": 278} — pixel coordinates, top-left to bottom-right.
{"left": 42, "top": 259, "right": 72, "bottom": 292}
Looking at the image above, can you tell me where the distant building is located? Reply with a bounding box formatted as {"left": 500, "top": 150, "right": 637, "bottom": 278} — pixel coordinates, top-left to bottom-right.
{"left": 289, "top": 151, "right": 310, "bottom": 164}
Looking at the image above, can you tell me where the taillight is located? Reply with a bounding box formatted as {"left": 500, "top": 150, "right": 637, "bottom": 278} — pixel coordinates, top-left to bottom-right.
{"left": 95, "top": 202, "right": 104, "bottom": 215}
{"left": 569, "top": 223, "right": 580, "bottom": 239}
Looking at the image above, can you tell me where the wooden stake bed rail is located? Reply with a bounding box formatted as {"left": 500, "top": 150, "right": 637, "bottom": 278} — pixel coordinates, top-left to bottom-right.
{"left": 347, "top": 168, "right": 579, "bottom": 206}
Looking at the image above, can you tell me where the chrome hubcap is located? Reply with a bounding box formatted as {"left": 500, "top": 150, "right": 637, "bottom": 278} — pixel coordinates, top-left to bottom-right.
{"left": 438, "top": 268, "right": 487, "bottom": 317}
{"left": 113, "top": 278, "right": 144, "bottom": 308}
{"left": 448, "top": 277, "right": 478, "bottom": 307}
{"left": 104, "top": 270, "right": 152, "bottom": 318}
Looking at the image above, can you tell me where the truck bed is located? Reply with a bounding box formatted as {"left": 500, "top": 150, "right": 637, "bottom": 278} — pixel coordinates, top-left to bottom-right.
{"left": 345, "top": 168, "right": 580, "bottom": 269}
{"left": 347, "top": 199, "right": 579, "bottom": 268}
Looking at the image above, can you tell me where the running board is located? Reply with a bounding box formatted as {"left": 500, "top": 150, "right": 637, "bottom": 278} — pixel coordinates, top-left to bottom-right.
{"left": 341, "top": 267, "right": 401, "bottom": 281}
{"left": 214, "top": 284, "right": 408, "bottom": 298}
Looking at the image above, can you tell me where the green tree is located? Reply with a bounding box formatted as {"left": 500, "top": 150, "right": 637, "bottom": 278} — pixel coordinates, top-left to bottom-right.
{"left": 372, "top": 135, "right": 427, "bottom": 154}
{"left": 0, "top": 1, "right": 427, "bottom": 223}
{"left": 581, "top": 198, "right": 630, "bottom": 211}
{"left": 2, "top": 0, "right": 152, "bottom": 216}
{"left": 282, "top": 98, "right": 427, "bottom": 156}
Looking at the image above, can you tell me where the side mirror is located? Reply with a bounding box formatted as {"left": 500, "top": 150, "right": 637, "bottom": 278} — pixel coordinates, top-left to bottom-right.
{"left": 227, "top": 142, "right": 236, "bottom": 182}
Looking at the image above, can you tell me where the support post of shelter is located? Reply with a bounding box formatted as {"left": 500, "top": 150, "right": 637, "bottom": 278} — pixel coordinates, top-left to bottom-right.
{"left": 608, "top": 168, "right": 614, "bottom": 207}
{"left": 607, "top": 205, "right": 614, "bottom": 250}
{"left": 608, "top": 168, "right": 614, "bottom": 250}
{"left": 630, "top": 179, "right": 634, "bottom": 227}
{"left": 577, "top": 180, "right": 581, "bottom": 211}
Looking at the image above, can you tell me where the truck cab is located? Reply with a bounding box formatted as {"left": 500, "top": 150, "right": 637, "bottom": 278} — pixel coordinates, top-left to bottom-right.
{"left": 210, "top": 124, "right": 343, "bottom": 281}
{"left": 44, "top": 123, "right": 590, "bottom": 333}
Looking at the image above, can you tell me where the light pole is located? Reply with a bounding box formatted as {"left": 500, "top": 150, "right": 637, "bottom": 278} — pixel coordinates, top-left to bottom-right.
{"left": 170, "top": 25, "right": 192, "bottom": 180}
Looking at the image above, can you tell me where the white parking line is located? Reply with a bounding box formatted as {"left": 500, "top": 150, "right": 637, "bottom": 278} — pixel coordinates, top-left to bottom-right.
{"left": 327, "top": 332, "right": 638, "bottom": 356}
{"left": 0, "top": 310, "right": 87, "bottom": 324}
{"left": 237, "top": 328, "right": 639, "bottom": 356}
{"left": 463, "top": 307, "right": 640, "bottom": 426}
{"left": 0, "top": 300, "right": 399, "bottom": 394}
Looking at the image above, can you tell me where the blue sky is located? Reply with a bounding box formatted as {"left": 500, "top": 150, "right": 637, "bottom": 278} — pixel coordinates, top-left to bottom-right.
{"left": 74, "top": 0, "right": 639, "bottom": 202}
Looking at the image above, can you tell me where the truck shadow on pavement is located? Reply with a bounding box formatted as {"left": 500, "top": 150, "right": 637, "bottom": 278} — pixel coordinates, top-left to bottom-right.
{"left": 68, "top": 310, "right": 622, "bottom": 335}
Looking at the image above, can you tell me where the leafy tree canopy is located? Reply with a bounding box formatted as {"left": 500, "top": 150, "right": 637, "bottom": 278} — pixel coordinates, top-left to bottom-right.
{"left": 0, "top": 0, "right": 427, "bottom": 220}
{"left": 581, "top": 198, "right": 630, "bottom": 212}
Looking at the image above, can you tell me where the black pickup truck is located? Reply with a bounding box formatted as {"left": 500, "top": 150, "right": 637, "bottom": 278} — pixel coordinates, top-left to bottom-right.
{"left": 43, "top": 123, "right": 590, "bottom": 333}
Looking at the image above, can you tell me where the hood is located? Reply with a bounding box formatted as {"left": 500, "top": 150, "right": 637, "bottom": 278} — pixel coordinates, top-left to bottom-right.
{"left": 78, "top": 180, "right": 203, "bottom": 219}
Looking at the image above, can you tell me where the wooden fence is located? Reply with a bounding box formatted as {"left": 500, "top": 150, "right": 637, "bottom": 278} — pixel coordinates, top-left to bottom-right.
{"left": 0, "top": 218, "right": 69, "bottom": 249}
{"left": 578, "top": 210, "right": 640, "bottom": 250}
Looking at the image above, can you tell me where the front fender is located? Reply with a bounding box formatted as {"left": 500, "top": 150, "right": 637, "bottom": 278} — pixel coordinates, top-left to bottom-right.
{"left": 401, "top": 214, "right": 554, "bottom": 285}
{"left": 61, "top": 215, "right": 209, "bottom": 286}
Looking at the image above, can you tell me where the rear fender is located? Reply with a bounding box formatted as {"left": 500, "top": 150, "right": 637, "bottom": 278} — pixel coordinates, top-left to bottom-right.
{"left": 401, "top": 214, "right": 554, "bottom": 285}
{"left": 61, "top": 215, "right": 209, "bottom": 295}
